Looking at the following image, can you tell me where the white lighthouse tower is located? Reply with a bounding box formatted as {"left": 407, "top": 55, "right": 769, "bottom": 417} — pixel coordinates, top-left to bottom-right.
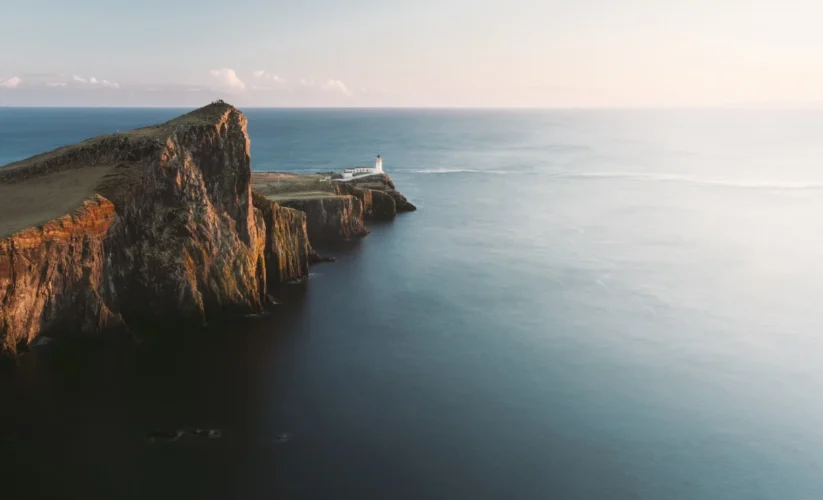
{"left": 340, "top": 155, "right": 385, "bottom": 180}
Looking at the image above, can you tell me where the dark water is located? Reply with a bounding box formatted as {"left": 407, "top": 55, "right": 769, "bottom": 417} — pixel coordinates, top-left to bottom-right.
{"left": 3, "top": 108, "right": 823, "bottom": 499}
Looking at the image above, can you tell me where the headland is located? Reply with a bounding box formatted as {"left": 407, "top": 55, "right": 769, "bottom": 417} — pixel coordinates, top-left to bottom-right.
{"left": 0, "top": 102, "right": 414, "bottom": 358}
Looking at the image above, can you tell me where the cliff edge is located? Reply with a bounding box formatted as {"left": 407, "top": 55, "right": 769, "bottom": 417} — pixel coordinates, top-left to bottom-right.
{"left": 251, "top": 171, "right": 415, "bottom": 246}
{"left": 0, "top": 103, "right": 268, "bottom": 356}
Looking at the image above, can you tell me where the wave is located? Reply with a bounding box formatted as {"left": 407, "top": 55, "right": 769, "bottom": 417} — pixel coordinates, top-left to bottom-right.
{"left": 412, "top": 168, "right": 512, "bottom": 175}
{"left": 410, "top": 168, "right": 823, "bottom": 190}
{"left": 552, "top": 172, "right": 823, "bottom": 190}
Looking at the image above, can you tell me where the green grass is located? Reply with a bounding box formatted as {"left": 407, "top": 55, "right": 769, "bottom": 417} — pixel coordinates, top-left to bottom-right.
{"left": 264, "top": 191, "right": 343, "bottom": 201}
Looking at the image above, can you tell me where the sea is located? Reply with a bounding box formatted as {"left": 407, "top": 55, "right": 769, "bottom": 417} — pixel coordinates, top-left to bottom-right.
{"left": 2, "top": 107, "right": 823, "bottom": 500}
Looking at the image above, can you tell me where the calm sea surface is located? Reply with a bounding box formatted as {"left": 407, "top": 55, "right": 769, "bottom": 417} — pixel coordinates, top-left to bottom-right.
{"left": 3, "top": 108, "right": 823, "bottom": 499}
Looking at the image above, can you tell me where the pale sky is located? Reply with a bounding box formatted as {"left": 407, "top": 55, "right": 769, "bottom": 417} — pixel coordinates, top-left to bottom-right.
{"left": 1, "top": 0, "right": 822, "bottom": 107}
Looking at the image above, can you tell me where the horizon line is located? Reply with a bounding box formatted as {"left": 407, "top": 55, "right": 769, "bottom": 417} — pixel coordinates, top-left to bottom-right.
{"left": 2, "top": 103, "right": 823, "bottom": 111}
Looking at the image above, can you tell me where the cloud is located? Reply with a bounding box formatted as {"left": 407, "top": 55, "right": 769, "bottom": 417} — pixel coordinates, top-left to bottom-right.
{"left": 321, "top": 79, "right": 352, "bottom": 96}
{"left": 72, "top": 75, "right": 120, "bottom": 88}
{"left": 0, "top": 76, "right": 21, "bottom": 88}
{"left": 250, "top": 70, "right": 288, "bottom": 90}
{"left": 296, "top": 77, "right": 352, "bottom": 96}
{"left": 253, "top": 70, "right": 286, "bottom": 84}
{"left": 46, "top": 82, "right": 67, "bottom": 87}
{"left": 209, "top": 68, "right": 246, "bottom": 92}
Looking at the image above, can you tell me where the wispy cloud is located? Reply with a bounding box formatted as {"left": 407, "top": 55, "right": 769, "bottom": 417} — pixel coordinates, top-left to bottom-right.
{"left": 209, "top": 68, "right": 246, "bottom": 92}
{"left": 321, "top": 79, "right": 352, "bottom": 96}
{"left": 46, "top": 82, "right": 67, "bottom": 87}
{"left": 72, "top": 75, "right": 120, "bottom": 88}
{"left": 252, "top": 70, "right": 287, "bottom": 83}
{"left": 251, "top": 70, "right": 288, "bottom": 90}
{"left": 0, "top": 77, "right": 22, "bottom": 89}
{"left": 297, "top": 77, "right": 352, "bottom": 96}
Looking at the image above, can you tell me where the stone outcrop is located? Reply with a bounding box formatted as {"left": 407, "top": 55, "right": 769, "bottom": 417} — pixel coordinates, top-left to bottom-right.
{"left": 278, "top": 195, "right": 369, "bottom": 245}
{"left": 252, "top": 192, "right": 314, "bottom": 286}
{"left": 335, "top": 179, "right": 400, "bottom": 220}
{"left": 0, "top": 103, "right": 268, "bottom": 356}
{"left": 335, "top": 183, "right": 373, "bottom": 218}
{"left": 342, "top": 173, "right": 416, "bottom": 212}
{"left": 249, "top": 171, "right": 415, "bottom": 247}
{"left": 370, "top": 190, "right": 398, "bottom": 220}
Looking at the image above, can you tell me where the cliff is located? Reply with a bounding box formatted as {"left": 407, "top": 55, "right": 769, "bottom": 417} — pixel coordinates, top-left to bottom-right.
{"left": 343, "top": 173, "right": 417, "bottom": 212}
{"left": 250, "top": 171, "right": 415, "bottom": 247}
{"left": 0, "top": 103, "right": 267, "bottom": 356}
{"left": 0, "top": 197, "right": 125, "bottom": 355}
{"left": 278, "top": 195, "right": 369, "bottom": 244}
{"left": 250, "top": 173, "right": 370, "bottom": 245}
{"left": 252, "top": 192, "right": 314, "bottom": 286}
{"left": 1, "top": 104, "right": 417, "bottom": 357}
{"left": 335, "top": 183, "right": 396, "bottom": 221}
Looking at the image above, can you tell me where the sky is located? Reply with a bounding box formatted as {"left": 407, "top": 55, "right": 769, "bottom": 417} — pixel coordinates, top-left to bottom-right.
{"left": 1, "top": 0, "right": 823, "bottom": 107}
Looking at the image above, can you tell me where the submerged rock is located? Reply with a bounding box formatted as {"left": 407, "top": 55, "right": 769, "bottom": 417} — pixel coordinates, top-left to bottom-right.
{"left": 309, "top": 253, "right": 336, "bottom": 264}
{"left": 274, "top": 432, "right": 292, "bottom": 443}
{"left": 147, "top": 427, "right": 221, "bottom": 443}
{"left": 186, "top": 428, "right": 221, "bottom": 439}
{"left": 29, "top": 336, "right": 56, "bottom": 348}
{"left": 147, "top": 430, "right": 183, "bottom": 443}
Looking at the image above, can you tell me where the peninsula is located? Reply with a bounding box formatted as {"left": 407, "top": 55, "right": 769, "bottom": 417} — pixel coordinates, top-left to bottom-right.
{"left": 0, "top": 102, "right": 414, "bottom": 358}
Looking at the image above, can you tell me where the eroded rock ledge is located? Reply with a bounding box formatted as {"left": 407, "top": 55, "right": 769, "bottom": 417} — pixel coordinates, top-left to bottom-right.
{"left": 0, "top": 103, "right": 415, "bottom": 358}
{"left": 250, "top": 171, "right": 416, "bottom": 247}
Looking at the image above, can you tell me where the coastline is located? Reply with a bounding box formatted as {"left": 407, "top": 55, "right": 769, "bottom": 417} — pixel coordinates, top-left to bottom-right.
{"left": 0, "top": 102, "right": 415, "bottom": 358}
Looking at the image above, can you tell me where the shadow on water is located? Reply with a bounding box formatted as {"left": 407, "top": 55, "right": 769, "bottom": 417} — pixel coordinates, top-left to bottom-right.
{"left": 0, "top": 212, "right": 404, "bottom": 500}
{"left": 0, "top": 281, "right": 319, "bottom": 500}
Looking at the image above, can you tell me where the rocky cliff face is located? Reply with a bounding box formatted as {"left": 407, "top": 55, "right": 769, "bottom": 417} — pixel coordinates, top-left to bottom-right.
{"left": 370, "top": 190, "right": 398, "bottom": 220}
{"left": 342, "top": 173, "right": 416, "bottom": 212}
{"left": 278, "top": 195, "right": 369, "bottom": 245}
{"left": 335, "top": 183, "right": 374, "bottom": 218}
{"left": 335, "top": 180, "right": 399, "bottom": 221}
{"left": 252, "top": 192, "right": 313, "bottom": 286}
{"left": 0, "top": 103, "right": 268, "bottom": 356}
{"left": 1, "top": 104, "right": 418, "bottom": 357}
{"left": 0, "top": 197, "right": 124, "bottom": 354}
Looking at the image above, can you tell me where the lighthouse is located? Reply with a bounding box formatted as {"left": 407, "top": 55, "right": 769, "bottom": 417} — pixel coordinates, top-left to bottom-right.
{"left": 340, "top": 155, "right": 385, "bottom": 180}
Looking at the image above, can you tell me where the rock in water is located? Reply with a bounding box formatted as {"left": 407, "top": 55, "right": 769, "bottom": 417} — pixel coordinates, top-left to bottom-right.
{"left": 147, "top": 430, "right": 183, "bottom": 443}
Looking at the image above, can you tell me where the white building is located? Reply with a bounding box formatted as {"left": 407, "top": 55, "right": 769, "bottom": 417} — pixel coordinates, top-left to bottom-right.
{"left": 341, "top": 155, "right": 383, "bottom": 179}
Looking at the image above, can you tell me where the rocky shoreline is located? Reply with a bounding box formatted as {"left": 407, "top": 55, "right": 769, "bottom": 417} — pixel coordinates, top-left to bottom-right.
{"left": 0, "top": 102, "right": 415, "bottom": 358}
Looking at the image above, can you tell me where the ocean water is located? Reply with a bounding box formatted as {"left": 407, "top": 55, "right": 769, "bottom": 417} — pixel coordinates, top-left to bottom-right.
{"left": 3, "top": 108, "right": 823, "bottom": 499}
